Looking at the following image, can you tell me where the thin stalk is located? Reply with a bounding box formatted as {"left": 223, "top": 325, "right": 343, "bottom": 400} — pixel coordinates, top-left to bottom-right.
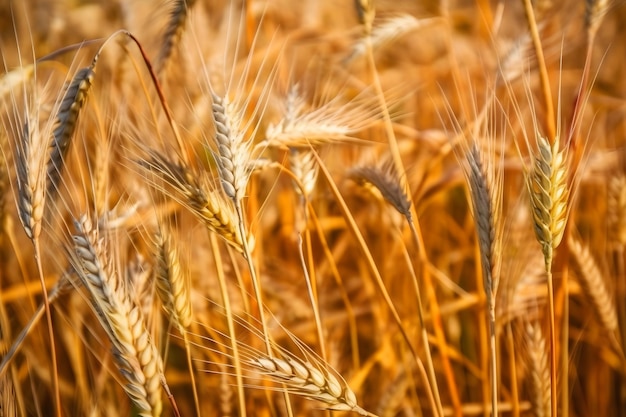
{"left": 546, "top": 258, "right": 558, "bottom": 417}
{"left": 234, "top": 202, "right": 271, "bottom": 356}
{"left": 181, "top": 329, "right": 201, "bottom": 417}
{"left": 522, "top": 0, "right": 556, "bottom": 144}
{"left": 210, "top": 233, "right": 247, "bottom": 417}
{"left": 396, "top": 228, "right": 444, "bottom": 417}
{"left": 33, "top": 242, "right": 61, "bottom": 417}
{"left": 296, "top": 231, "right": 327, "bottom": 361}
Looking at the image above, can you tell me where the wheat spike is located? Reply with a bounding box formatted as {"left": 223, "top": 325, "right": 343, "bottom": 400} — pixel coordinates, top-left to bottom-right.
{"left": 585, "top": 0, "right": 610, "bottom": 36}
{"left": 71, "top": 215, "right": 163, "bottom": 417}
{"left": 466, "top": 143, "right": 501, "bottom": 295}
{"left": 211, "top": 91, "right": 251, "bottom": 202}
{"left": 349, "top": 164, "right": 411, "bottom": 220}
{"left": 568, "top": 235, "right": 618, "bottom": 333}
{"left": 527, "top": 135, "right": 568, "bottom": 266}
{"left": 154, "top": 227, "right": 192, "bottom": 329}
{"left": 289, "top": 148, "right": 318, "bottom": 200}
{"left": 47, "top": 66, "right": 95, "bottom": 194}
{"left": 157, "top": 0, "right": 197, "bottom": 73}
{"left": 525, "top": 322, "right": 551, "bottom": 417}
{"left": 15, "top": 111, "right": 47, "bottom": 240}
{"left": 248, "top": 354, "right": 374, "bottom": 416}
{"left": 140, "top": 153, "right": 245, "bottom": 252}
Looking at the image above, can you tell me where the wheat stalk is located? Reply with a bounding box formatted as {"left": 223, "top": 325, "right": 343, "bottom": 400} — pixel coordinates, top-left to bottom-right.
{"left": 71, "top": 215, "right": 164, "bottom": 417}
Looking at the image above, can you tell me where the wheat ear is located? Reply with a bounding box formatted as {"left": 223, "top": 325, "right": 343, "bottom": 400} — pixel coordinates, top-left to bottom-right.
{"left": 157, "top": 0, "right": 197, "bottom": 74}
{"left": 140, "top": 153, "right": 244, "bottom": 252}
{"left": 465, "top": 142, "right": 502, "bottom": 417}
{"left": 14, "top": 101, "right": 62, "bottom": 416}
{"left": 568, "top": 236, "right": 618, "bottom": 333}
{"left": 527, "top": 134, "right": 568, "bottom": 417}
{"left": 46, "top": 65, "right": 95, "bottom": 195}
{"left": 528, "top": 136, "right": 568, "bottom": 267}
{"left": 248, "top": 354, "right": 376, "bottom": 416}
{"left": 525, "top": 322, "right": 551, "bottom": 417}
{"left": 71, "top": 215, "right": 164, "bottom": 417}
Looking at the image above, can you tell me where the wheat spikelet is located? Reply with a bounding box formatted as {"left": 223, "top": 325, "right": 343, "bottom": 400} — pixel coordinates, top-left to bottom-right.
{"left": 157, "top": 0, "right": 197, "bottom": 73}
{"left": 527, "top": 135, "right": 568, "bottom": 266}
{"left": 524, "top": 322, "right": 551, "bottom": 417}
{"left": 607, "top": 174, "right": 626, "bottom": 248}
{"left": 154, "top": 227, "right": 192, "bottom": 329}
{"left": 71, "top": 215, "right": 163, "bottom": 417}
{"left": 47, "top": 66, "right": 95, "bottom": 194}
{"left": 568, "top": 235, "right": 618, "bottom": 333}
{"left": 15, "top": 110, "right": 47, "bottom": 240}
{"left": 349, "top": 164, "right": 411, "bottom": 220}
{"left": 211, "top": 91, "right": 250, "bottom": 202}
{"left": 140, "top": 153, "right": 244, "bottom": 252}
{"left": 248, "top": 354, "right": 372, "bottom": 415}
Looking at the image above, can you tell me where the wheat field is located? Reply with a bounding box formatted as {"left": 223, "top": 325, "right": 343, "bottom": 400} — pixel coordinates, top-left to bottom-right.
{"left": 0, "top": 0, "right": 625, "bottom": 416}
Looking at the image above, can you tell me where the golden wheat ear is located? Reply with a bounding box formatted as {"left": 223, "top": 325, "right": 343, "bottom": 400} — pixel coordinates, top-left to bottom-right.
{"left": 157, "top": 0, "right": 197, "bottom": 75}
{"left": 70, "top": 215, "right": 165, "bottom": 417}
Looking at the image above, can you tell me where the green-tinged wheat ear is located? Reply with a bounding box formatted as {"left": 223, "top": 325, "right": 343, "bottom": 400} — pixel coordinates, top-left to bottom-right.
{"left": 608, "top": 174, "right": 626, "bottom": 248}
{"left": 525, "top": 322, "right": 551, "bottom": 417}
{"left": 140, "top": 154, "right": 245, "bottom": 252}
{"left": 154, "top": 227, "right": 192, "bottom": 329}
{"left": 157, "top": 0, "right": 197, "bottom": 73}
{"left": 527, "top": 135, "right": 568, "bottom": 266}
{"left": 248, "top": 354, "right": 375, "bottom": 416}
{"left": 71, "top": 215, "right": 163, "bottom": 417}
{"left": 568, "top": 236, "right": 618, "bottom": 333}
{"left": 47, "top": 66, "right": 95, "bottom": 194}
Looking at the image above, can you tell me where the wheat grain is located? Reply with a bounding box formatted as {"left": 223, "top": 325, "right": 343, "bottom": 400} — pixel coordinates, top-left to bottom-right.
{"left": 568, "top": 235, "right": 618, "bottom": 333}
{"left": 47, "top": 66, "right": 94, "bottom": 194}
{"left": 527, "top": 135, "right": 568, "bottom": 267}
{"left": 154, "top": 227, "right": 192, "bottom": 329}
{"left": 71, "top": 215, "right": 163, "bottom": 417}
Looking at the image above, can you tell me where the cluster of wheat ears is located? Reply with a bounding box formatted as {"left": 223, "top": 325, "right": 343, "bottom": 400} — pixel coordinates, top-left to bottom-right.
{"left": 0, "top": 0, "right": 625, "bottom": 416}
